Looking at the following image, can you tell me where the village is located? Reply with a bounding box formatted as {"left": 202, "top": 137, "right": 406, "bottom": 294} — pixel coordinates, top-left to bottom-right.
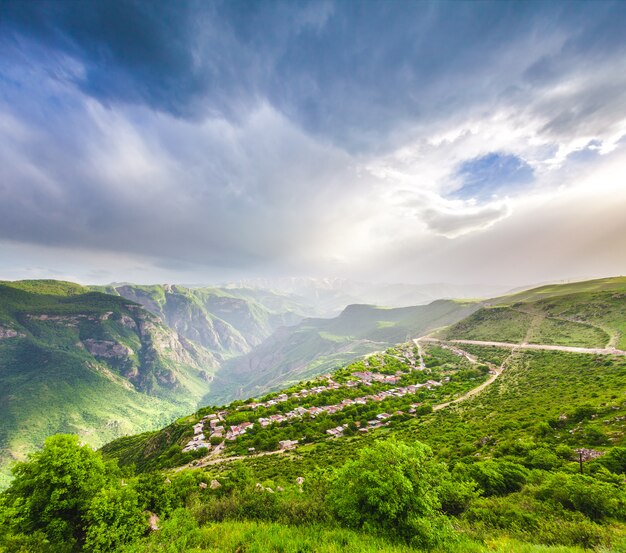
{"left": 182, "top": 343, "right": 447, "bottom": 454}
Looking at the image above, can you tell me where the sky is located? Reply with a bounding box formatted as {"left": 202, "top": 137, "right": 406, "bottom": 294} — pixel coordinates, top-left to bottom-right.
{"left": 1, "top": 0, "right": 626, "bottom": 287}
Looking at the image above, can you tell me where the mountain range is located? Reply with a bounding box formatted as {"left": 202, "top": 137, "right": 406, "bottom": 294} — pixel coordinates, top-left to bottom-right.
{"left": 89, "top": 276, "right": 626, "bottom": 552}
{"left": 0, "top": 278, "right": 483, "bottom": 485}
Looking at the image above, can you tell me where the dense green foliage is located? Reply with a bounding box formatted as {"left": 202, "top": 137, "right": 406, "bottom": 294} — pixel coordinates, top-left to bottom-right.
{"left": 0, "top": 435, "right": 119, "bottom": 551}
{"left": 327, "top": 441, "right": 455, "bottom": 547}
{"left": 0, "top": 281, "right": 216, "bottom": 487}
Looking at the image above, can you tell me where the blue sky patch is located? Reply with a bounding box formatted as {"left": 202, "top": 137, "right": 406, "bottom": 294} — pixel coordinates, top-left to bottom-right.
{"left": 454, "top": 152, "right": 534, "bottom": 200}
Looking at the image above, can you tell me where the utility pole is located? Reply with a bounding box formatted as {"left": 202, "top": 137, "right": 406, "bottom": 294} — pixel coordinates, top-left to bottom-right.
{"left": 577, "top": 449, "right": 583, "bottom": 474}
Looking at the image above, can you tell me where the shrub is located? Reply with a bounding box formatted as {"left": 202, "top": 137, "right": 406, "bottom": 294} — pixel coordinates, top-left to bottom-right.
{"left": 458, "top": 460, "right": 529, "bottom": 497}
{"left": 326, "top": 439, "right": 454, "bottom": 548}
{"left": 594, "top": 447, "right": 626, "bottom": 475}
{"left": 84, "top": 486, "right": 147, "bottom": 552}
{"left": 535, "top": 473, "right": 625, "bottom": 520}
{"left": 437, "top": 478, "right": 478, "bottom": 516}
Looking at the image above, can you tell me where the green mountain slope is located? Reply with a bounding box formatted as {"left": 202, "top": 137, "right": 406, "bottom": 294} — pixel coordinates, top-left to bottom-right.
{"left": 0, "top": 280, "right": 217, "bottom": 487}
{"left": 441, "top": 276, "right": 626, "bottom": 349}
{"left": 97, "top": 279, "right": 626, "bottom": 551}
{"left": 205, "top": 299, "right": 480, "bottom": 404}
{"left": 94, "top": 284, "right": 308, "bottom": 358}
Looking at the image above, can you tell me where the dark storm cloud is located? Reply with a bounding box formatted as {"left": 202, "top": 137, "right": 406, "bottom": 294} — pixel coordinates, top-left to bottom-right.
{"left": 0, "top": 0, "right": 246, "bottom": 118}
{"left": 3, "top": 1, "right": 625, "bottom": 152}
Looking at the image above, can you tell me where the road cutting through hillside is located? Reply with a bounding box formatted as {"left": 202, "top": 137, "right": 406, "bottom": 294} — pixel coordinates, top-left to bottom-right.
{"left": 420, "top": 337, "right": 626, "bottom": 356}
{"left": 413, "top": 337, "right": 517, "bottom": 412}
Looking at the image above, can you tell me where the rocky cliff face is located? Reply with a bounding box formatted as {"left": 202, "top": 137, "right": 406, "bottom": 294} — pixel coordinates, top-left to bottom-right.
{"left": 0, "top": 281, "right": 221, "bottom": 485}
{"left": 105, "top": 284, "right": 305, "bottom": 358}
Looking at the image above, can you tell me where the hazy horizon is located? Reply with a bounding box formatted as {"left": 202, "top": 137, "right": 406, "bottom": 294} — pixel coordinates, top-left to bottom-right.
{"left": 1, "top": 1, "right": 626, "bottom": 286}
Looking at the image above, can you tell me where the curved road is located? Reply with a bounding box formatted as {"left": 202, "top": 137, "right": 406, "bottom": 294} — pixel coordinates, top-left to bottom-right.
{"left": 419, "top": 337, "right": 626, "bottom": 356}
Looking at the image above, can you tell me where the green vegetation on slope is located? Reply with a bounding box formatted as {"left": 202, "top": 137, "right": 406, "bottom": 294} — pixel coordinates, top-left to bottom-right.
{"left": 0, "top": 281, "right": 217, "bottom": 487}
{"left": 208, "top": 299, "right": 480, "bottom": 404}
{"left": 2, "top": 434, "right": 605, "bottom": 553}
{"left": 495, "top": 277, "right": 626, "bottom": 304}
{"left": 3, "top": 276, "right": 626, "bottom": 551}
{"left": 442, "top": 277, "right": 626, "bottom": 348}
{"left": 95, "top": 283, "right": 310, "bottom": 358}
{"left": 530, "top": 318, "right": 609, "bottom": 348}
{"left": 442, "top": 307, "right": 532, "bottom": 343}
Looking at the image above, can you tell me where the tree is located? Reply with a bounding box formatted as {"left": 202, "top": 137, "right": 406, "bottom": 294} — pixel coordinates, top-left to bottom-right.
{"left": 2, "top": 434, "right": 109, "bottom": 548}
{"left": 326, "top": 440, "right": 453, "bottom": 547}
{"left": 84, "top": 486, "right": 147, "bottom": 552}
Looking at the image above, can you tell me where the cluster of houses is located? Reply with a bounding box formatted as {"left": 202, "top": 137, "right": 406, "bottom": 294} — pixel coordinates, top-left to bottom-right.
{"left": 182, "top": 346, "right": 440, "bottom": 456}
{"left": 246, "top": 379, "right": 342, "bottom": 410}
{"left": 183, "top": 410, "right": 261, "bottom": 452}
{"left": 253, "top": 379, "right": 442, "bottom": 429}
{"left": 182, "top": 420, "right": 212, "bottom": 452}
{"left": 184, "top": 374, "right": 444, "bottom": 453}
{"left": 350, "top": 371, "right": 402, "bottom": 384}
{"left": 245, "top": 368, "right": 417, "bottom": 412}
{"left": 326, "top": 412, "right": 403, "bottom": 438}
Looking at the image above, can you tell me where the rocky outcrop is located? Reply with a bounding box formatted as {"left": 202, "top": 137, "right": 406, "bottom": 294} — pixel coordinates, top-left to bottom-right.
{"left": 0, "top": 326, "right": 25, "bottom": 339}
{"left": 119, "top": 314, "right": 137, "bottom": 328}
{"left": 83, "top": 339, "right": 134, "bottom": 358}
{"left": 106, "top": 284, "right": 302, "bottom": 358}
{"left": 26, "top": 313, "right": 97, "bottom": 326}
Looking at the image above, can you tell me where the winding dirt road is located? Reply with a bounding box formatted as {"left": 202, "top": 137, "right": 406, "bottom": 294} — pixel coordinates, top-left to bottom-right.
{"left": 414, "top": 337, "right": 518, "bottom": 411}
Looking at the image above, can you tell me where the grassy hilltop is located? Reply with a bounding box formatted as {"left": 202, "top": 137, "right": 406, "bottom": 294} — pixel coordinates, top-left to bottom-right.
{"left": 441, "top": 276, "right": 626, "bottom": 349}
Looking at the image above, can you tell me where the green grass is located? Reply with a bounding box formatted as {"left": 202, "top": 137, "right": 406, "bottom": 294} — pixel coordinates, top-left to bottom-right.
{"left": 121, "top": 517, "right": 422, "bottom": 553}
{"left": 0, "top": 279, "right": 87, "bottom": 297}
{"left": 120, "top": 515, "right": 591, "bottom": 553}
{"left": 438, "top": 278, "right": 626, "bottom": 350}
{"left": 443, "top": 307, "right": 532, "bottom": 343}
{"left": 495, "top": 277, "right": 626, "bottom": 304}
{"left": 530, "top": 318, "right": 609, "bottom": 348}
{"left": 489, "top": 277, "right": 626, "bottom": 350}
